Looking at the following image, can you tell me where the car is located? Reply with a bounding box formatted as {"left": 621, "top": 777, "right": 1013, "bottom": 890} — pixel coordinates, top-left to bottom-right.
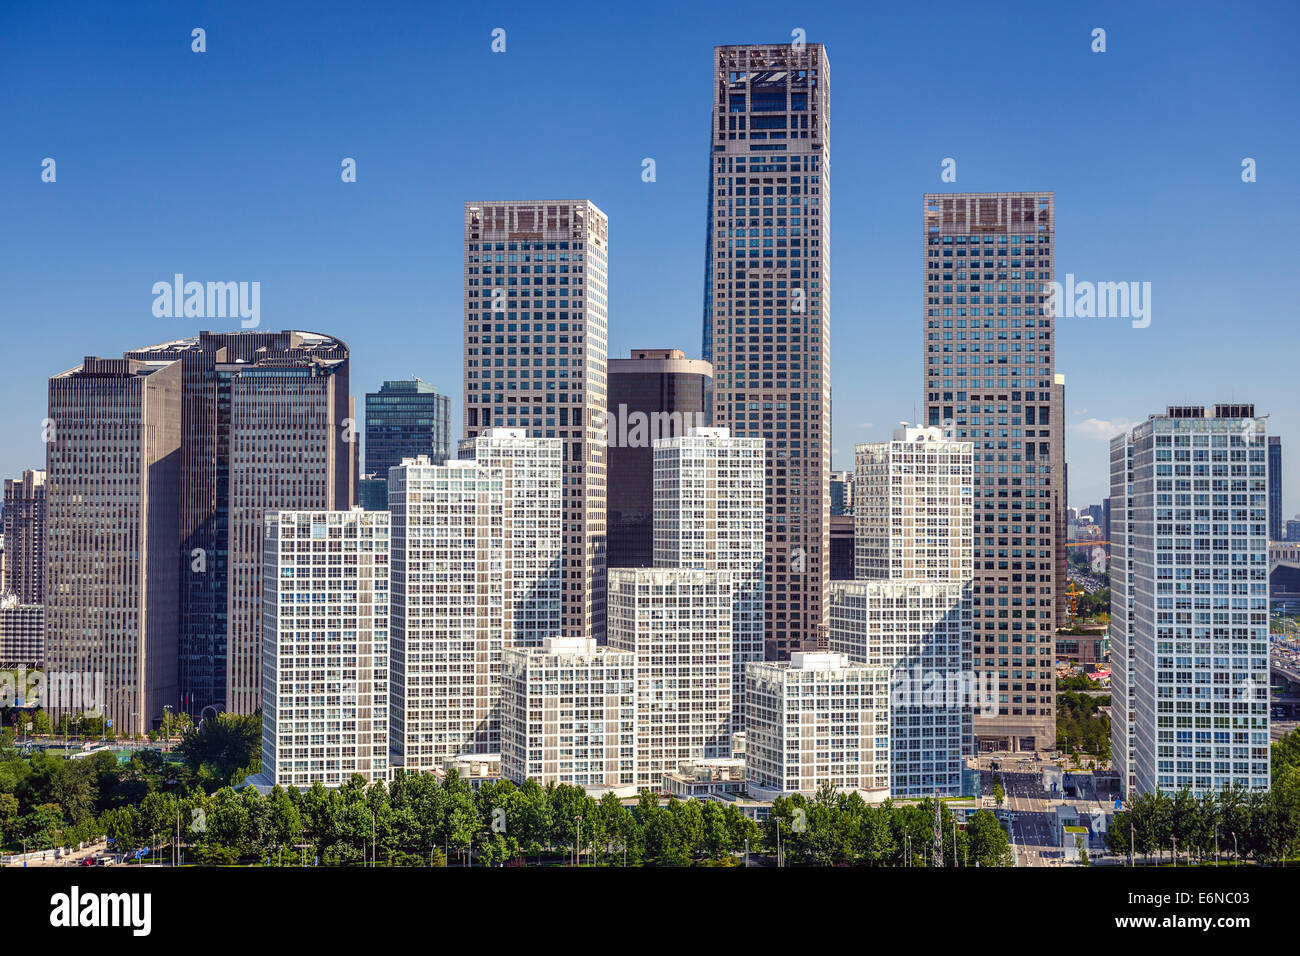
{"left": 78, "top": 857, "right": 98, "bottom": 866}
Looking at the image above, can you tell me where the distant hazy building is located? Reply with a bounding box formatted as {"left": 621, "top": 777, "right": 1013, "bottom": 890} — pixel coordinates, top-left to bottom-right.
{"left": 2, "top": 470, "right": 45, "bottom": 605}
{"left": 1110, "top": 404, "right": 1270, "bottom": 797}
{"left": 389, "top": 457, "right": 503, "bottom": 769}
{"left": 829, "top": 470, "right": 853, "bottom": 516}
{"left": 46, "top": 356, "right": 181, "bottom": 736}
{"left": 261, "top": 509, "right": 390, "bottom": 787}
{"left": 1290, "top": 518, "right": 1300, "bottom": 543}
{"left": 1269, "top": 436, "right": 1282, "bottom": 541}
{"left": 0, "top": 595, "right": 43, "bottom": 666}
{"left": 365, "top": 379, "right": 451, "bottom": 480}
{"left": 501, "top": 636, "right": 636, "bottom": 790}
{"left": 607, "top": 349, "right": 712, "bottom": 568}
{"left": 458, "top": 428, "right": 563, "bottom": 648}
{"left": 607, "top": 568, "right": 733, "bottom": 788}
{"left": 653, "top": 427, "right": 763, "bottom": 733}
{"left": 745, "top": 652, "right": 890, "bottom": 800}
{"left": 123, "top": 330, "right": 356, "bottom": 718}
{"left": 463, "top": 200, "right": 609, "bottom": 642}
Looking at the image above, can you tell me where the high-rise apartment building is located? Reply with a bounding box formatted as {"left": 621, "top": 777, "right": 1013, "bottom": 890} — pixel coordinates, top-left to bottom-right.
{"left": 123, "top": 331, "right": 355, "bottom": 717}
{"left": 853, "top": 426, "right": 973, "bottom": 582}
{"left": 922, "top": 192, "right": 1061, "bottom": 751}
{"left": 828, "top": 581, "right": 970, "bottom": 796}
{"left": 458, "top": 428, "right": 563, "bottom": 648}
{"left": 2, "top": 469, "right": 46, "bottom": 605}
{"left": 500, "top": 636, "right": 636, "bottom": 790}
{"left": 745, "top": 652, "right": 890, "bottom": 800}
{"left": 261, "top": 509, "right": 390, "bottom": 787}
{"left": 389, "top": 457, "right": 503, "bottom": 770}
{"left": 1110, "top": 405, "right": 1271, "bottom": 796}
{"left": 363, "top": 379, "right": 451, "bottom": 510}
{"left": 704, "top": 43, "right": 831, "bottom": 659}
{"left": 653, "top": 427, "right": 764, "bottom": 733}
{"left": 463, "top": 200, "right": 609, "bottom": 641}
{"left": 45, "top": 356, "right": 181, "bottom": 736}
{"left": 607, "top": 349, "right": 713, "bottom": 568}
{"left": 829, "top": 424, "right": 974, "bottom": 795}
{"left": 607, "top": 568, "right": 733, "bottom": 788}
{"left": 1268, "top": 436, "right": 1283, "bottom": 541}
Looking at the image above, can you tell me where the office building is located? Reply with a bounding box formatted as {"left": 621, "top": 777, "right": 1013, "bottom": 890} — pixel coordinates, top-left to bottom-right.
{"left": 2, "top": 470, "right": 45, "bottom": 605}
{"left": 463, "top": 200, "right": 609, "bottom": 641}
{"left": 45, "top": 356, "right": 181, "bottom": 736}
{"left": 261, "top": 509, "right": 390, "bottom": 787}
{"left": 1110, "top": 404, "right": 1271, "bottom": 796}
{"left": 500, "top": 636, "right": 636, "bottom": 790}
{"left": 358, "top": 475, "right": 388, "bottom": 512}
{"left": 744, "top": 652, "right": 890, "bottom": 800}
{"left": 922, "top": 192, "right": 1061, "bottom": 751}
{"left": 607, "top": 349, "right": 713, "bottom": 568}
{"left": 364, "top": 379, "right": 451, "bottom": 498}
{"left": 829, "top": 514, "right": 854, "bottom": 581}
{"left": 829, "top": 470, "right": 853, "bottom": 515}
{"left": 653, "top": 427, "right": 764, "bottom": 733}
{"left": 458, "top": 428, "right": 563, "bottom": 648}
{"left": 704, "top": 43, "right": 832, "bottom": 658}
{"left": 1268, "top": 436, "right": 1282, "bottom": 541}
{"left": 123, "top": 331, "right": 355, "bottom": 717}
{"left": 607, "top": 568, "right": 733, "bottom": 788}
{"left": 389, "top": 457, "right": 503, "bottom": 769}
{"left": 0, "top": 595, "right": 43, "bottom": 666}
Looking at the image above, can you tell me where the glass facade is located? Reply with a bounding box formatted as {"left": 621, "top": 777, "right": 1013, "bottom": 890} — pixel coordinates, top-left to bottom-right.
{"left": 364, "top": 379, "right": 451, "bottom": 478}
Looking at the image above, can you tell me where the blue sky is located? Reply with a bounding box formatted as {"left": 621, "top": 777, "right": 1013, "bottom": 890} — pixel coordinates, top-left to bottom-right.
{"left": 2, "top": 0, "right": 1297, "bottom": 511}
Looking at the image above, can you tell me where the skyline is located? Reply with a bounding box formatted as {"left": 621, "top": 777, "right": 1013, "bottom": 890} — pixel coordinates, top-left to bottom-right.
{"left": 3, "top": 1, "right": 1298, "bottom": 512}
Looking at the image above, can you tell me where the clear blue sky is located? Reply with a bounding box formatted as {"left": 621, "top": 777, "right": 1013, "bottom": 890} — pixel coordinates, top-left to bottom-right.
{"left": 2, "top": 0, "right": 1297, "bottom": 512}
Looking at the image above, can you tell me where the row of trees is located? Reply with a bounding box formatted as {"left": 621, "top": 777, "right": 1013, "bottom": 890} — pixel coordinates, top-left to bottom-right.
{"left": 1056, "top": 690, "right": 1112, "bottom": 758}
{"left": 91, "top": 776, "right": 1012, "bottom": 867}
{"left": 1108, "top": 731, "right": 1300, "bottom": 864}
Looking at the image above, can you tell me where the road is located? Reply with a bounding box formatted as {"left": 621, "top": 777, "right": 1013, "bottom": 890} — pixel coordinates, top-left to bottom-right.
{"left": 976, "top": 752, "right": 1117, "bottom": 866}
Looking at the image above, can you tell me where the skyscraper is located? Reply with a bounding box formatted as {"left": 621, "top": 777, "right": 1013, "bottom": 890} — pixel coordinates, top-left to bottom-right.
{"left": 922, "top": 192, "right": 1060, "bottom": 752}
{"left": 653, "top": 426, "right": 764, "bottom": 733}
{"left": 123, "top": 331, "right": 355, "bottom": 717}
{"left": 363, "top": 379, "right": 451, "bottom": 509}
{"left": 1269, "top": 436, "right": 1283, "bottom": 541}
{"left": 45, "top": 356, "right": 181, "bottom": 736}
{"left": 1110, "top": 405, "right": 1271, "bottom": 796}
{"left": 2, "top": 469, "right": 46, "bottom": 605}
{"left": 463, "top": 200, "right": 609, "bottom": 641}
{"left": 389, "top": 457, "right": 504, "bottom": 769}
{"left": 704, "top": 43, "right": 831, "bottom": 659}
{"left": 261, "top": 509, "right": 390, "bottom": 787}
{"left": 606, "top": 349, "right": 713, "bottom": 568}
{"left": 458, "top": 428, "right": 563, "bottom": 648}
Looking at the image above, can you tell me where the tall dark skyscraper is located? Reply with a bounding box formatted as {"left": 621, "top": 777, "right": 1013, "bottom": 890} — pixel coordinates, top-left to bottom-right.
{"left": 123, "top": 331, "right": 355, "bottom": 716}
{"left": 606, "top": 349, "right": 712, "bottom": 568}
{"left": 704, "top": 42, "right": 831, "bottom": 659}
{"left": 1269, "top": 435, "right": 1282, "bottom": 541}
{"left": 365, "top": 379, "right": 451, "bottom": 475}
{"left": 922, "top": 192, "right": 1061, "bottom": 752}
